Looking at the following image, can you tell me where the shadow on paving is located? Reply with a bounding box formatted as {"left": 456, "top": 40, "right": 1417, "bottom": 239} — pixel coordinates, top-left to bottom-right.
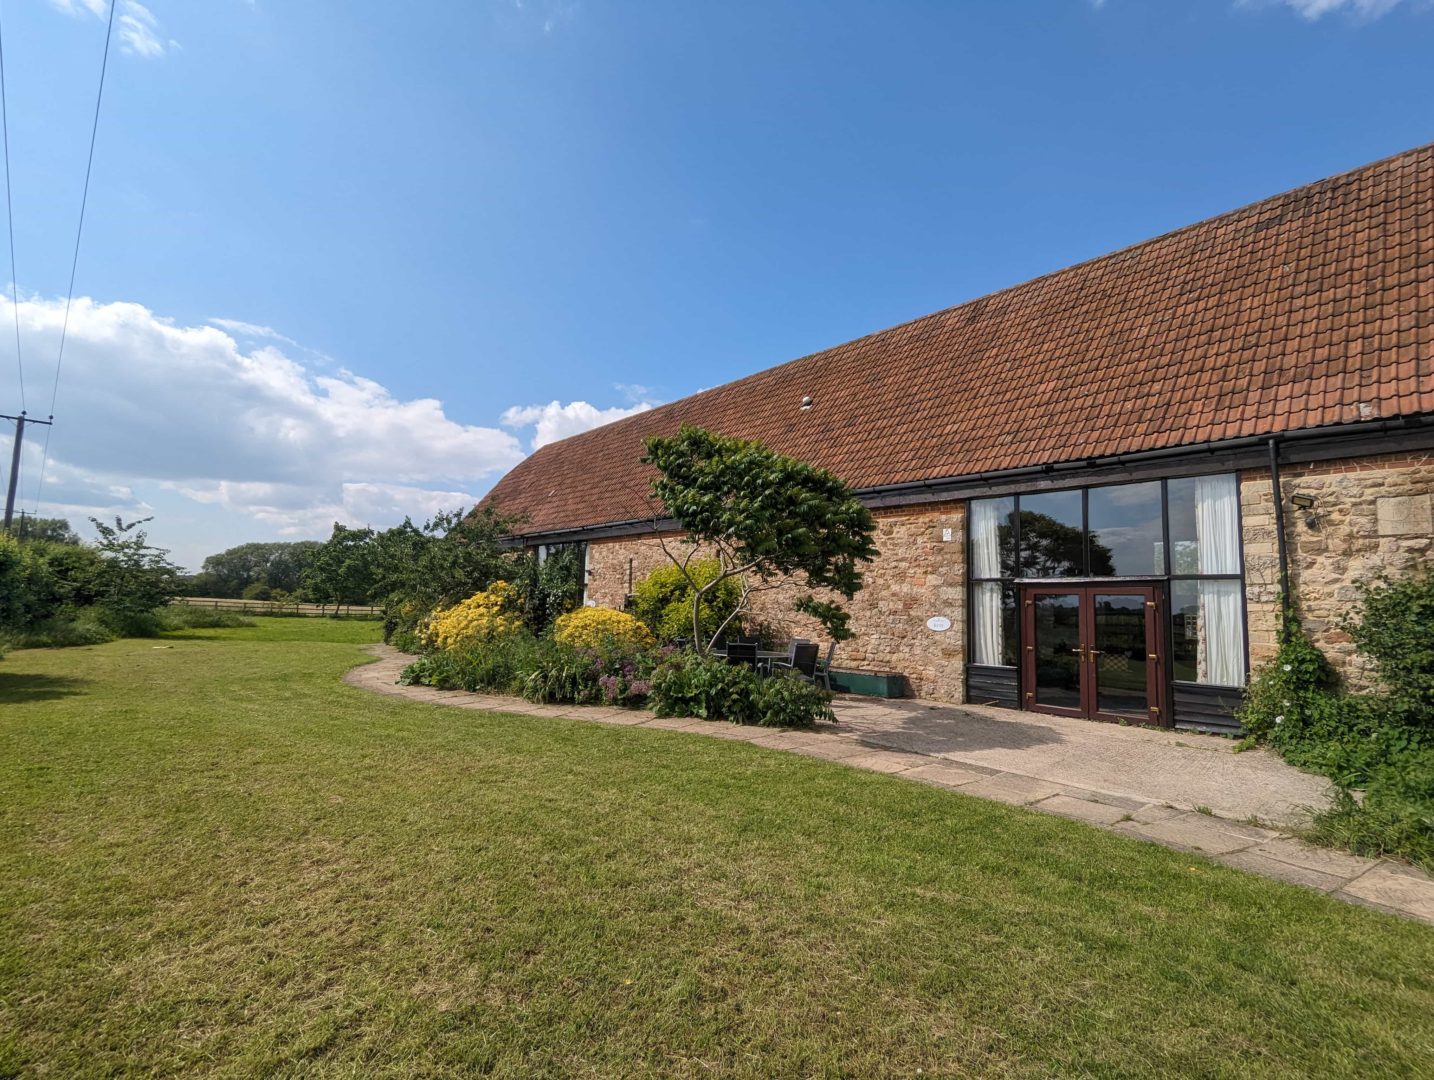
{"left": 845, "top": 701, "right": 1066, "bottom": 755}
{"left": 0, "top": 672, "right": 89, "bottom": 704}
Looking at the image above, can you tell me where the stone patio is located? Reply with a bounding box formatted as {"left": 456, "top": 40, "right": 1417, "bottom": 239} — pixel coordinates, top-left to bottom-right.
{"left": 347, "top": 645, "right": 1434, "bottom": 926}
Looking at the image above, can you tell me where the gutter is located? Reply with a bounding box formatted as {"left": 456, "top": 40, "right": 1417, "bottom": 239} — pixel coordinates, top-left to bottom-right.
{"left": 858, "top": 414, "right": 1432, "bottom": 500}
{"left": 505, "top": 413, "right": 1434, "bottom": 545}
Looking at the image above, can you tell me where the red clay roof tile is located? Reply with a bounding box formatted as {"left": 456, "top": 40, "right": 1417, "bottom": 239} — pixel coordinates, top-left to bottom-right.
{"left": 483, "top": 144, "right": 1434, "bottom": 536}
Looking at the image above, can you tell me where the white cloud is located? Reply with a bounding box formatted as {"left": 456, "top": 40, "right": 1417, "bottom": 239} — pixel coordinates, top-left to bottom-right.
{"left": 47, "top": 1, "right": 174, "bottom": 59}
{"left": 1239, "top": 0, "right": 1409, "bottom": 18}
{"left": 117, "top": 2, "right": 166, "bottom": 57}
{"left": 47, "top": 0, "right": 108, "bottom": 16}
{"left": 4, "top": 295, "right": 525, "bottom": 539}
{"left": 500, "top": 399, "right": 655, "bottom": 450}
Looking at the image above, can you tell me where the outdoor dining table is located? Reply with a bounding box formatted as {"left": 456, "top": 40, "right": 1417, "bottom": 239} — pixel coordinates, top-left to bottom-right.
{"left": 711, "top": 647, "right": 792, "bottom": 675}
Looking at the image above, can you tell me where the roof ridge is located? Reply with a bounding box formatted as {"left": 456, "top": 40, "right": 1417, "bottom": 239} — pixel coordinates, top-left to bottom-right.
{"left": 525, "top": 141, "right": 1433, "bottom": 456}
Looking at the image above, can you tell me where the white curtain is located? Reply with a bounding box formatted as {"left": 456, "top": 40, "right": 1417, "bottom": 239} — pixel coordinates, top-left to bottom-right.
{"left": 1195, "top": 475, "right": 1240, "bottom": 574}
{"left": 969, "top": 500, "right": 1005, "bottom": 666}
{"left": 972, "top": 582, "right": 1002, "bottom": 666}
{"left": 1194, "top": 475, "right": 1243, "bottom": 684}
{"left": 970, "top": 499, "right": 1003, "bottom": 578}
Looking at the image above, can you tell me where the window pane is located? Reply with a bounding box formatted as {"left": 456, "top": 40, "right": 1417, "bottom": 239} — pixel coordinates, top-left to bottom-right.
{"left": 970, "top": 581, "right": 1017, "bottom": 666}
{"left": 1172, "top": 579, "right": 1245, "bottom": 686}
{"left": 1087, "top": 481, "right": 1164, "bottom": 576}
{"left": 1168, "top": 474, "right": 1240, "bottom": 575}
{"left": 968, "top": 496, "right": 1015, "bottom": 578}
{"left": 1018, "top": 490, "right": 1083, "bottom": 577}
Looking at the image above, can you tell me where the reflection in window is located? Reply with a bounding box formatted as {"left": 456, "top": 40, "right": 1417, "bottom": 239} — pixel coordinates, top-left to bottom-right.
{"left": 1087, "top": 481, "right": 1164, "bottom": 576}
{"left": 1172, "top": 579, "right": 1245, "bottom": 685}
{"left": 1168, "top": 475, "right": 1241, "bottom": 574}
{"left": 1020, "top": 489, "right": 1093, "bottom": 577}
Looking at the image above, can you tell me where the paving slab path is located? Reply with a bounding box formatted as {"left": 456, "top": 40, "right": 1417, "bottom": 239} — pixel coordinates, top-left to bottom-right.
{"left": 347, "top": 645, "right": 1434, "bottom": 926}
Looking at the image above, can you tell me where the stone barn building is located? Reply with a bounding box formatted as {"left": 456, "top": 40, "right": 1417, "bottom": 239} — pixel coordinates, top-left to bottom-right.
{"left": 481, "top": 145, "right": 1434, "bottom": 734}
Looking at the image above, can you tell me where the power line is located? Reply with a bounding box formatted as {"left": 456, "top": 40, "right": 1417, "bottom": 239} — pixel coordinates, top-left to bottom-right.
{"left": 0, "top": 0, "right": 24, "bottom": 415}
{"left": 33, "top": 0, "right": 117, "bottom": 516}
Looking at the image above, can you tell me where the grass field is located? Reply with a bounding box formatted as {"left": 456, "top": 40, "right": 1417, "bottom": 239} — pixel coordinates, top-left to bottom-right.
{"left": 2, "top": 618, "right": 1432, "bottom": 1077}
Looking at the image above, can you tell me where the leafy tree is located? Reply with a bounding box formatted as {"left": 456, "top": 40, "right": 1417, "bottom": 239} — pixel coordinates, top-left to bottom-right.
{"left": 88, "top": 517, "right": 180, "bottom": 634}
{"left": 641, "top": 426, "right": 879, "bottom": 651}
{"left": 28, "top": 540, "right": 105, "bottom": 608}
{"left": 195, "top": 541, "right": 321, "bottom": 598}
{"left": 370, "top": 507, "right": 518, "bottom": 613}
{"left": 301, "top": 524, "right": 378, "bottom": 604}
{"left": 0, "top": 534, "right": 58, "bottom": 632}
{"left": 17, "top": 516, "right": 80, "bottom": 545}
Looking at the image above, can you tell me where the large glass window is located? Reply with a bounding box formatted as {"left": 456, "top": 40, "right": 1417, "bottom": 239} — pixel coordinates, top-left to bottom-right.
{"left": 969, "top": 497, "right": 1016, "bottom": 665}
{"left": 968, "top": 474, "right": 1245, "bottom": 687}
{"left": 1018, "top": 490, "right": 1084, "bottom": 577}
{"left": 1087, "top": 481, "right": 1164, "bottom": 577}
{"left": 1167, "top": 474, "right": 1243, "bottom": 685}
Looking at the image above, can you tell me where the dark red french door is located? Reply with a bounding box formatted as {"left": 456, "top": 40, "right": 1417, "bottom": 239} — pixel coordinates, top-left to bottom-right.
{"left": 1019, "top": 584, "right": 1166, "bottom": 725}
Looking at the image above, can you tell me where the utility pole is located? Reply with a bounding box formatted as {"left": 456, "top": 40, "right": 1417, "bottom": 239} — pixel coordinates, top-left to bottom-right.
{"left": 2, "top": 411, "right": 53, "bottom": 534}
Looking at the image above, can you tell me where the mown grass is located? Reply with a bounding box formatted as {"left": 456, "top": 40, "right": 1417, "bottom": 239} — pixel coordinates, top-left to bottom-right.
{"left": 1, "top": 618, "right": 1432, "bottom": 1078}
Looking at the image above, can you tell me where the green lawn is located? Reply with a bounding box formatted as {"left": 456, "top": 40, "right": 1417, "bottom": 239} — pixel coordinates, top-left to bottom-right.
{"left": 2, "top": 620, "right": 1432, "bottom": 1078}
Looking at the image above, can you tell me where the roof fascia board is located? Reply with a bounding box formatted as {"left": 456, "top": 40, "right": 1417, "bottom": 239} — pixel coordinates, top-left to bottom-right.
{"left": 507, "top": 415, "right": 1434, "bottom": 545}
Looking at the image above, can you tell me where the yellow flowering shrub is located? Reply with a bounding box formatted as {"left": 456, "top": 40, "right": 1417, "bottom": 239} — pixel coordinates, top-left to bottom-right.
{"left": 553, "top": 606, "right": 654, "bottom": 652}
{"left": 424, "top": 581, "right": 522, "bottom": 651}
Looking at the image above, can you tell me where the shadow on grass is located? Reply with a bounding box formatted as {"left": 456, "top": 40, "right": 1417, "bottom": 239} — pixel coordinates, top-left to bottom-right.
{"left": 0, "top": 671, "right": 90, "bottom": 703}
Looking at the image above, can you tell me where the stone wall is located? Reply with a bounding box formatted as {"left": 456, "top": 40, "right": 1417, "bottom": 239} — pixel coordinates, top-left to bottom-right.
{"left": 1241, "top": 451, "right": 1434, "bottom": 687}
{"left": 581, "top": 502, "right": 969, "bottom": 701}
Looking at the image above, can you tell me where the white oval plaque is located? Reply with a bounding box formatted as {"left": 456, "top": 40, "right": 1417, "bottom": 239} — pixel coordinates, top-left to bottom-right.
{"left": 926, "top": 616, "right": 952, "bottom": 633}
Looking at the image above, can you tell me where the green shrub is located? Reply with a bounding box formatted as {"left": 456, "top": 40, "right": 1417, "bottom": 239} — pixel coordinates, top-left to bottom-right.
{"left": 1242, "top": 583, "right": 1434, "bottom": 870}
{"left": 1309, "top": 750, "right": 1434, "bottom": 867}
{"left": 631, "top": 559, "right": 742, "bottom": 644}
{"left": 400, "top": 633, "right": 544, "bottom": 694}
{"left": 3, "top": 612, "right": 115, "bottom": 649}
{"left": 389, "top": 627, "right": 424, "bottom": 654}
{"left": 1344, "top": 568, "right": 1434, "bottom": 725}
{"left": 511, "top": 545, "right": 585, "bottom": 635}
{"left": 0, "top": 534, "right": 60, "bottom": 631}
{"left": 649, "top": 652, "right": 832, "bottom": 729}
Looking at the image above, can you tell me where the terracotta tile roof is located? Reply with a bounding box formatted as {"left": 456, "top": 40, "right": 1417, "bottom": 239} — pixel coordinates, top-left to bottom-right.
{"left": 483, "top": 144, "right": 1434, "bottom": 537}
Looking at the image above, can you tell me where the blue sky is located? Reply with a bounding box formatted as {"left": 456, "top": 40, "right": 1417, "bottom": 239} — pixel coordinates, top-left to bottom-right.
{"left": 0, "top": 0, "right": 1431, "bottom": 568}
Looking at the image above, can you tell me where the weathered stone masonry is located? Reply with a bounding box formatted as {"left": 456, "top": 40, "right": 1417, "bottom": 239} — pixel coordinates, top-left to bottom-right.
{"left": 583, "top": 503, "right": 970, "bottom": 701}
{"left": 1241, "top": 451, "right": 1434, "bottom": 688}
{"left": 588, "top": 454, "right": 1434, "bottom": 704}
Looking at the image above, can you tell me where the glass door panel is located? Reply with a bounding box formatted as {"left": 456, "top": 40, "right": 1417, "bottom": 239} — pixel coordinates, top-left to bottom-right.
{"left": 1030, "top": 592, "right": 1083, "bottom": 712}
{"left": 1090, "top": 593, "right": 1150, "bottom": 718}
{"left": 1019, "top": 584, "right": 1166, "bottom": 725}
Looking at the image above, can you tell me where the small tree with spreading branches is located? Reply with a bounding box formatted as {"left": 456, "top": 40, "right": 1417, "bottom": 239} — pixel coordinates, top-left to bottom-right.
{"left": 641, "top": 426, "right": 878, "bottom": 653}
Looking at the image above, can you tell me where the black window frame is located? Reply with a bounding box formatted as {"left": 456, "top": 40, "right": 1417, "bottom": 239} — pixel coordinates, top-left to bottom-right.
{"left": 966, "top": 474, "right": 1246, "bottom": 689}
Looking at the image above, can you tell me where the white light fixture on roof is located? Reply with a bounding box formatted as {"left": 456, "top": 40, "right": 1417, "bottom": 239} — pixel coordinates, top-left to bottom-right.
{"left": 800, "top": 395, "right": 813, "bottom": 410}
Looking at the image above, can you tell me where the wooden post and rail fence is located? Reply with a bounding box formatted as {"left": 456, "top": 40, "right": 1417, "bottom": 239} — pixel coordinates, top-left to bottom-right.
{"left": 171, "top": 597, "right": 382, "bottom": 618}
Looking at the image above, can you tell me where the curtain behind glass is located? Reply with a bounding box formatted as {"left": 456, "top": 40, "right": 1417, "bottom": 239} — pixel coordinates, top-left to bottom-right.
{"left": 970, "top": 499, "right": 1003, "bottom": 577}
{"left": 970, "top": 500, "right": 1004, "bottom": 665}
{"left": 1195, "top": 474, "right": 1242, "bottom": 684}
{"left": 1198, "top": 580, "right": 1243, "bottom": 685}
{"left": 972, "top": 582, "right": 1002, "bottom": 665}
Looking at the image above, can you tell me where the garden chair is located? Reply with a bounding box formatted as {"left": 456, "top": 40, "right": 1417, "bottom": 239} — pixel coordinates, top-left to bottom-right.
{"left": 770, "top": 642, "right": 820, "bottom": 682}
{"left": 813, "top": 642, "right": 836, "bottom": 691}
{"left": 724, "top": 642, "right": 759, "bottom": 669}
